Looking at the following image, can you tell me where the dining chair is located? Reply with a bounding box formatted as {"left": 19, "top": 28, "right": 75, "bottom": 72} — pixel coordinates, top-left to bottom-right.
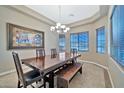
{"left": 12, "top": 52, "right": 44, "bottom": 88}
{"left": 36, "top": 48, "right": 47, "bottom": 86}
{"left": 36, "top": 48, "right": 45, "bottom": 57}
{"left": 70, "top": 49, "right": 78, "bottom": 63}
{"left": 51, "top": 48, "right": 57, "bottom": 58}
{"left": 71, "top": 48, "right": 78, "bottom": 55}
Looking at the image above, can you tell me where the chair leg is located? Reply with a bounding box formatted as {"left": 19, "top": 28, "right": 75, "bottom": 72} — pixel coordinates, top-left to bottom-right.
{"left": 23, "top": 86, "right": 27, "bottom": 88}
{"left": 17, "top": 80, "right": 21, "bottom": 88}
{"left": 36, "top": 81, "right": 38, "bottom": 84}
{"left": 43, "top": 79, "right": 46, "bottom": 88}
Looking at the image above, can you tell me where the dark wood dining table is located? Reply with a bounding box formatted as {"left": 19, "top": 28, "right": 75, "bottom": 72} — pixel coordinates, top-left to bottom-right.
{"left": 21, "top": 52, "right": 81, "bottom": 88}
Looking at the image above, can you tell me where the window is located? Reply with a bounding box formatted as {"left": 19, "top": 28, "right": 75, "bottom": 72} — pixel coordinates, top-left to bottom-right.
{"left": 96, "top": 27, "right": 105, "bottom": 53}
{"left": 70, "top": 33, "right": 78, "bottom": 50}
{"left": 78, "top": 32, "right": 89, "bottom": 51}
{"left": 111, "top": 5, "right": 124, "bottom": 66}
{"left": 59, "top": 34, "right": 65, "bottom": 52}
{"left": 70, "top": 32, "right": 89, "bottom": 52}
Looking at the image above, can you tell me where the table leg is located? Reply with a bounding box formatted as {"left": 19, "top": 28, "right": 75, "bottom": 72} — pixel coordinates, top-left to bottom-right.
{"left": 43, "top": 76, "right": 46, "bottom": 88}
{"left": 48, "top": 72, "right": 54, "bottom": 88}
{"left": 72, "top": 58, "right": 76, "bottom": 64}
{"left": 79, "top": 66, "right": 82, "bottom": 74}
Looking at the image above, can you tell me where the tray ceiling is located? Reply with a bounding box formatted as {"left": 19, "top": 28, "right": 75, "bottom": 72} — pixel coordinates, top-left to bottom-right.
{"left": 26, "top": 5, "right": 99, "bottom": 24}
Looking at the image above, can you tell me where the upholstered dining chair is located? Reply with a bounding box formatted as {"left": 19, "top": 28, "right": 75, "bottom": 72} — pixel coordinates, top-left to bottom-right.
{"left": 36, "top": 48, "right": 45, "bottom": 57}
{"left": 12, "top": 52, "right": 44, "bottom": 88}
{"left": 51, "top": 48, "right": 57, "bottom": 58}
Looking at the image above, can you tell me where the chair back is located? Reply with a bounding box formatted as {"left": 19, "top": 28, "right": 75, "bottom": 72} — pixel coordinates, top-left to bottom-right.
{"left": 12, "top": 52, "right": 26, "bottom": 86}
{"left": 51, "top": 48, "right": 57, "bottom": 58}
{"left": 71, "top": 49, "right": 78, "bottom": 55}
{"left": 36, "top": 48, "right": 45, "bottom": 57}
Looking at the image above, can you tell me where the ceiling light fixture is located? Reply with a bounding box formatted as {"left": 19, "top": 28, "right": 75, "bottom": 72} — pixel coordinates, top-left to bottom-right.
{"left": 50, "top": 5, "right": 70, "bottom": 33}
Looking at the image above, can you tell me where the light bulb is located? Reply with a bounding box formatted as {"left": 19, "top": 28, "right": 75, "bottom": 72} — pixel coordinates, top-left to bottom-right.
{"left": 55, "top": 25, "right": 59, "bottom": 29}
{"left": 61, "top": 25, "right": 65, "bottom": 29}
{"left": 50, "top": 26, "right": 55, "bottom": 31}
{"left": 56, "top": 23, "right": 61, "bottom": 26}
{"left": 66, "top": 27, "right": 70, "bottom": 31}
{"left": 64, "top": 30, "right": 67, "bottom": 33}
{"left": 57, "top": 30, "right": 60, "bottom": 33}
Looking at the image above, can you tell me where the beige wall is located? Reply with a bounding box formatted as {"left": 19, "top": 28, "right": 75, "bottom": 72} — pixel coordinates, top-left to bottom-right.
{"left": 66, "top": 16, "right": 108, "bottom": 67}
{"left": 0, "top": 6, "right": 59, "bottom": 74}
{"left": 107, "top": 6, "right": 124, "bottom": 87}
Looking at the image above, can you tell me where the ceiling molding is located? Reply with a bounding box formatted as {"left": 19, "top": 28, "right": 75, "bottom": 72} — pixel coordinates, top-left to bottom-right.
{"left": 68, "top": 5, "right": 109, "bottom": 28}
{"left": 26, "top": 5, "right": 99, "bottom": 25}
{"left": 6, "top": 5, "right": 109, "bottom": 28}
{"left": 68, "top": 12, "right": 100, "bottom": 28}
{"left": 8, "top": 5, "right": 56, "bottom": 26}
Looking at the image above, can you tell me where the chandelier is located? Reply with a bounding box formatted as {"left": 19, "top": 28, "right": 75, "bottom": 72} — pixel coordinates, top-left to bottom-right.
{"left": 50, "top": 6, "right": 70, "bottom": 33}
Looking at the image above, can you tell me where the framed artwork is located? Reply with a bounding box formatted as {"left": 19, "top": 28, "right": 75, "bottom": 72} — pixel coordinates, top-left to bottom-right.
{"left": 7, "top": 23, "right": 44, "bottom": 49}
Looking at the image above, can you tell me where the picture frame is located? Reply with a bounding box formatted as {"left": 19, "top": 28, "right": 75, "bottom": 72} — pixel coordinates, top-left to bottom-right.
{"left": 7, "top": 23, "right": 44, "bottom": 50}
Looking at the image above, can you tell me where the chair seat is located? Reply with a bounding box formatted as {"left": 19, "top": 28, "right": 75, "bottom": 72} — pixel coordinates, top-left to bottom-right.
{"left": 24, "top": 70, "right": 42, "bottom": 85}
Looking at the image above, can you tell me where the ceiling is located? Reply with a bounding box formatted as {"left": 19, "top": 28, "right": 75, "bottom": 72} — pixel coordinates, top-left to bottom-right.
{"left": 26, "top": 5, "right": 99, "bottom": 24}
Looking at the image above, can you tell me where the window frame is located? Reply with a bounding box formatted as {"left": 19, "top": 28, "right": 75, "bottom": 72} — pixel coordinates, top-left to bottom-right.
{"left": 96, "top": 26, "right": 106, "bottom": 54}
{"left": 59, "top": 34, "right": 66, "bottom": 51}
{"left": 110, "top": 5, "right": 124, "bottom": 67}
{"left": 70, "top": 33, "right": 79, "bottom": 51}
{"left": 78, "top": 31, "right": 89, "bottom": 52}
{"left": 110, "top": 6, "right": 117, "bottom": 61}
{"left": 70, "top": 31, "right": 89, "bottom": 52}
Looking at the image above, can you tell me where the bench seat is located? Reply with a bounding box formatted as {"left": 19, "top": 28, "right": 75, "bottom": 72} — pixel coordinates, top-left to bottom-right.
{"left": 57, "top": 62, "right": 82, "bottom": 88}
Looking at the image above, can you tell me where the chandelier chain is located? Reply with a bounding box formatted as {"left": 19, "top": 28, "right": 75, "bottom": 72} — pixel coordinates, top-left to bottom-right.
{"left": 50, "top": 5, "right": 70, "bottom": 33}
{"left": 59, "top": 5, "right": 61, "bottom": 23}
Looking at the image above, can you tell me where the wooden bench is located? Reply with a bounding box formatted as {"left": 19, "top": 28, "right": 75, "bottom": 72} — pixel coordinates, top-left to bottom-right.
{"left": 57, "top": 63, "right": 82, "bottom": 88}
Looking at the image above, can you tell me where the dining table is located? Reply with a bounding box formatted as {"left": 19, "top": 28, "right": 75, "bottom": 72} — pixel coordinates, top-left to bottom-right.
{"left": 21, "top": 52, "right": 81, "bottom": 88}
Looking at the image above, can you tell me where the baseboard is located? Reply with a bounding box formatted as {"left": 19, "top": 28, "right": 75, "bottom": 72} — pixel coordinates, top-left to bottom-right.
{"left": 106, "top": 68, "right": 115, "bottom": 88}
{"left": 78, "top": 60, "right": 108, "bottom": 70}
{"left": 78, "top": 59, "right": 115, "bottom": 88}
{"left": 0, "top": 66, "right": 28, "bottom": 77}
{"left": 110, "top": 57, "right": 124, "bottom": 73}
{"left": 0, "top": 69, "right": 16, "bottom": 77}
